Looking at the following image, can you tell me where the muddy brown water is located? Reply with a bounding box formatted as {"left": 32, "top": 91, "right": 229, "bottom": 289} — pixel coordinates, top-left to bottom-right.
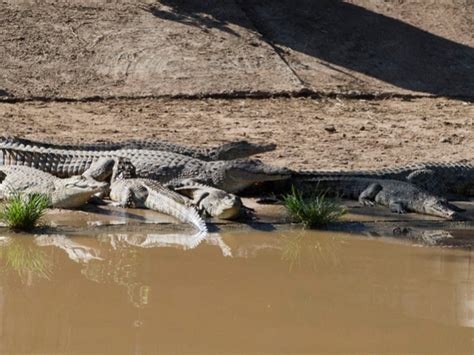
{"left": 0, "top": 229, "right": 473, "bottom": 354}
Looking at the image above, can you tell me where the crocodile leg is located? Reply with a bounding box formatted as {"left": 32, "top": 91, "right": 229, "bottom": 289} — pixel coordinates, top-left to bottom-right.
{"left": 83, "top": 157, "right": 116, "bottom": 181}
{"left": 112, "top": 186, "right": 133, "bottom": 208}
{"left": 388, "top": 201, "right": 407, "bottom": 214}
{"left": 111, "top": 183, "right": 148, "bottom": 208}
{"left": 363, "top": 182, "right": 408, "bottom": 214}
{"left": 358, "top": 183, "right": 382, "bottom": 207}
{"left": 405, "top": 168, "right": 447, "bottom": 194}
{"left": 175, "top": 188, "right": 210, "bottom": 215}
{"left": 406, "top": 168, "right": 435, "bottom": 184}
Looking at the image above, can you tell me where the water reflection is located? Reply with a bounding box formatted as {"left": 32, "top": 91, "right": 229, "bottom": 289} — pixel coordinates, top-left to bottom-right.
{"left": 0, "top": 229, "right": 473, "bottom": 353}
{"left": 35, "top": 234, "right": 102, "bottom": 263}
{"left": 80, "top": 244, "right": 151, "bottom": 308}
{"left": 0, "top": 236, "right": 53, "bottom": 284}
{"left": 99, "top": 230, "right": 212, "bottom": 252}
{"left": 280, "top": 233, "right": 343, "bottom": 272}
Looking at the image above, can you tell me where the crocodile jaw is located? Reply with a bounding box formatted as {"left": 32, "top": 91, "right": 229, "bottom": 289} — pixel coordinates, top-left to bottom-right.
{"left": 51, "top": 186, "right": 105, "bottom": 209}
{"left": 52, "top": 176, "right": 107, "bottom": 209}
{"left": 216, "top": 163, "right": 291, "bottom": 193}
{"left": 215, "top": 141, "right": 277, "bottom": 160}
{"left": 202, "top": 193, "right": 243, "bottom": 220}
{"left": 423, "top": 199, "right": 457, "bottom": 219}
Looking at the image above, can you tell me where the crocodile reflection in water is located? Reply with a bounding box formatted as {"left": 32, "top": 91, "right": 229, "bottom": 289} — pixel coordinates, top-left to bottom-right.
{"left": 2, "top": 230, "right": 474, "bottom": 329}
{"left": 100, "top": 230, "right": 210, "bottom": 253}
{"left": 80, "top": 242, "right": 150, "bottom": 308}
{"left": 35, "top": 235, "right": 103, "bottom": 263}
{"left": 278, "top": 229, "right": 467, "bottom": 272}
{"left": 31, "top": 232, "right": 231, "bottom": 261}
{"left": 28, "top": 232, "right": 232, "bottom": 308}
{"left": 81, "top": 232, "right": 231, "bottom": 307}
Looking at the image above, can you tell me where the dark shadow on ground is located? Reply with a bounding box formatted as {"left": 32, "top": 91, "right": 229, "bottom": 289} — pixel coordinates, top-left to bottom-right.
{"left": 150, "top": 0, "right": 474, "bottom": 97}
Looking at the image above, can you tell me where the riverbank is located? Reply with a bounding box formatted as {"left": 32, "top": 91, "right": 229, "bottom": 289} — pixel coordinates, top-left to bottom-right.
{"left": 5, "top": 197, "right": 469, "bottom": 249}
{"left": 0, "top": 97, "right": 472, "bottom": 171}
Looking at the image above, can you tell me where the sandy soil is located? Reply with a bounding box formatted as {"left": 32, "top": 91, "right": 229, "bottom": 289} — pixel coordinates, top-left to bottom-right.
{"left": 243, "top": 0, "right": 474, "bottom": 97}
{"left": 0, "top": 1, "right": 472, "bottom": 171}
{"left": 0, "top": 0, "right": 300, "bottom": 98}
{"left": 0, "top": 97, "right": 472, "bottom": 170}
{"left": 1, "top": 1, "right": 472, "bottom": 99}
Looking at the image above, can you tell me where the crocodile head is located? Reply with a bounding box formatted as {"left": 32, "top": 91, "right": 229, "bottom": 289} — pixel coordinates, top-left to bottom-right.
{"left": 173, "top": 183, "right": 243, "bottom": 220}
{"left": 210, "top": 159, "right": 291, "bottom": 193}
{"left": 83, "top": 157, "right": 136, "bottom": 182}
{"left": 83, "top": 158, "right": 116, "bottom": 181}
{"left": 422, "top": 196, "right": 458, "bottom": 219}
{"left": 52, "top": 176, "right": 108, "bottom": 209}
{"left": 199, "top": 190, "right": 243, "bottom": 220}
{"left": 211, "top": 141, "right": 277, "bottom": 160}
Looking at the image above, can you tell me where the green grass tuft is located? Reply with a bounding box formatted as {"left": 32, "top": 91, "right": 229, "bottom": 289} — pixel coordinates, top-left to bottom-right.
{"left": 282, "top": 186, "right": 346, "bottom": 228}
{"left": 0, "top": 193, "right": 50, "bottom": 232}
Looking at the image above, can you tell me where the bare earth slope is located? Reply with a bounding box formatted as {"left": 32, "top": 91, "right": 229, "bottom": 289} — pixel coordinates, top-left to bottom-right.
{"left": 239, "top": 0, "right": 474, "bottom": 97}
{"left": 0, "top": 0, "right": 300, "bottom": 99}
{"left": 1, "top": 0, "right": 473, "bottom": 99}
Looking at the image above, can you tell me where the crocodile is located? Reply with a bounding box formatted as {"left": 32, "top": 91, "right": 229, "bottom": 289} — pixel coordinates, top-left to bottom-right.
{"left": 0, "top": 165, "right": 107, "bottom": 208}
{"left": 294, "top": 161, "right": 474, "bottom": 197}
{"left": 294, "top": 177, "right": 459, "bottom": 219}
{"left": 109, "top": 178, "right": 208, "bottom": 233}
{"left": 0, "top": 137, "right": 290, "bottom": 193}
{"left": 78, "top": 157, "right": 243, "bottom": 220}
{"left": 3, "top": 136, "right": 276, "bottom": 161}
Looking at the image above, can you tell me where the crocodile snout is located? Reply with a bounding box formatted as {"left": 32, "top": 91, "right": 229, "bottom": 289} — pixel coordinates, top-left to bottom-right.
{"left": 427, "top": 200, "right": 459, "bottom": 220}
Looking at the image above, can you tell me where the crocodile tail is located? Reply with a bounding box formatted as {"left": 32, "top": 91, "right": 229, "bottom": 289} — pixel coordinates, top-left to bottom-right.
{"left": 187, "top": 229, "right": 208, "bottom": 249}
{"left": 143, "top": 181, "right": 208, "bottom": 233}
{"left": 181, "top": 205, "right": 208, "bottom": 233}
{"left": 147, "top": 196, "right": 208, "bottom": 233}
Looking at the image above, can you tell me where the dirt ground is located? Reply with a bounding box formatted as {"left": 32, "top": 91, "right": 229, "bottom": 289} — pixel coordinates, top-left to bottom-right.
{"left": 0, "top": 97, "right": 472, "bottom": 170}
{"left": 0, "top": 1, "right": 472, "bottom": 171}
{"left": 1, "top": 1, "right": 473, "bottom": 99}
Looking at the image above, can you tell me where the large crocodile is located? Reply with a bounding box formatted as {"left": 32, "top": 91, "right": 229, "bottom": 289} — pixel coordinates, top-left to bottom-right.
{"left": 3, "top": 136, "right": 276, "bottom": 161}
{"left": 77, "top": 157, "right": 243, "bottom": 220}
{"left": 109, "top": 178, "right": 207, "bottom": 233}
{"left": 0, "top": 165, "right": 107, "bottom": 208}
{"left": 294, "top": 177, "right": 459, "bottom": 219}
{"left": 294, "top": 161, "right": 474, "bottom": 197}
{"left": 0, "top": 137, "right": 290, "bottom": 193}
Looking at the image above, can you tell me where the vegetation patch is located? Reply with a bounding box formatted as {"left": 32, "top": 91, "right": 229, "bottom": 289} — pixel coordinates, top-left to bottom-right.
{"left": 282, "top": 186, "right": 346, "bottom": 228}
{"left": 0, "top": 192, "right": 50, "bottom": 232}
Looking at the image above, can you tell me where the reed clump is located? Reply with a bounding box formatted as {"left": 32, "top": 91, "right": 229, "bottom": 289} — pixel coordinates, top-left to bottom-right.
{"left": 282, "top": 186, "right": 346, "bottom": 228}
{"left": 0, "top": 193, "right": 50, "bottom": 232}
